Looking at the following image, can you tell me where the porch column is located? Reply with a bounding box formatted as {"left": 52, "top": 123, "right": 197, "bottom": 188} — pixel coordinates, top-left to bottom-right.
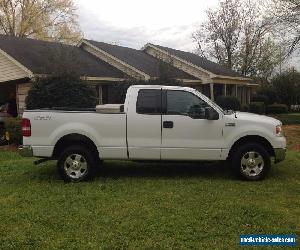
{"left": 224, "top": 84, "right": 227, "bottom": 96}
{"left": 98, "top": 85, "right": 103, "bottom": 104}
{"left": 241, "top": 86, "right": 244, "bottom": 104}
{"left": 210, "top": 83, "right": 214, "bottom": 101}
{"left": 235, "top": 84, "right": 238, "bottom": 98}
{"left": 247, "top": 87, "right": 251, "bottom": 104}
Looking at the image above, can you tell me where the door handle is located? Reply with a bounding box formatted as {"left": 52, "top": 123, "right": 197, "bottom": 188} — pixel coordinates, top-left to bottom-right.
{"left": 163, "top": 121, "right": 173, "bottom": 129}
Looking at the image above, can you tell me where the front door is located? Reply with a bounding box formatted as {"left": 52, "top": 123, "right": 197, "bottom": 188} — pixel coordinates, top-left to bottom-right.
{"left": 161, "top": 90, "right": 224, "bottom": 160}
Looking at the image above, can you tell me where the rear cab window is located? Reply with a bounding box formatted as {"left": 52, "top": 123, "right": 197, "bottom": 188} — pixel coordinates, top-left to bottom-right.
{"left": 136, "top": 89, "right": 161, "bottom": 114}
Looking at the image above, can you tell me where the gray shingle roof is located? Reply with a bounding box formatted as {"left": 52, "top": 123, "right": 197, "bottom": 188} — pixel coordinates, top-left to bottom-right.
{"left": 85, "top": 40, "right": 197, "bottom": 80}
{"left": 0, "top": 35, "right": 125, "bottom": 78}
{"left": 152, "top": 44, "right": 245, "bottom": 78}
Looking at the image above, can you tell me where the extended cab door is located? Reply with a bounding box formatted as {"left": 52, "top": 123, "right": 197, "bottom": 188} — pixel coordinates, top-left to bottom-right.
{"left": 126, "top": 88, "right": 162, "bottom": 160}
{"left": 161, "top": 89, "right": 224, "bottom": 160}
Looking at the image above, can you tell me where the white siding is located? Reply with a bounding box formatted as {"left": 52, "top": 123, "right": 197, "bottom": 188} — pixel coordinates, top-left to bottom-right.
{"left": 0, "top": 52, "right": 29, "bottom": 83}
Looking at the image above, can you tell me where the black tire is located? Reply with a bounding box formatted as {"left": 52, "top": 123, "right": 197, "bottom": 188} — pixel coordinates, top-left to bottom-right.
{"left": 57, "top": 145, "right": 98, "bottom": 182}
{"left": 231, "top": 143, "right": 271, "bottom": 181}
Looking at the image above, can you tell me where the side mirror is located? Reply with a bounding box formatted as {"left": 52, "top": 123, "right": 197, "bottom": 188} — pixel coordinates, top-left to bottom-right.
{"left": 205, "top": 107, "right": 219, "bottom": 120}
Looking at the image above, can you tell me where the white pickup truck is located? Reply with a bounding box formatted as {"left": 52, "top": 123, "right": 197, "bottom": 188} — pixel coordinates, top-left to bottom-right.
{"left": 19, "top": 85, "right": 286, "bottom": 182}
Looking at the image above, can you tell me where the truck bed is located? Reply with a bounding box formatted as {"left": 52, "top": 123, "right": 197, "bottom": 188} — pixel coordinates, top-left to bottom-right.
{"left": 22, "top": 109, "right": 127, "bottom": 159}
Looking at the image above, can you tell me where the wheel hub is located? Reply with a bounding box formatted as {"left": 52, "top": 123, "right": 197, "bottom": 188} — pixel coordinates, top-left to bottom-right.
{"left": 248, "top": 159, "right": 256, "bottom": 167}
{"left": 72, "top": 160, "right": 80, "bottom": 170}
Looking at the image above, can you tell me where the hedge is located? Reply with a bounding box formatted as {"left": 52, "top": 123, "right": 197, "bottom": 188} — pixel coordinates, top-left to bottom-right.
{"left": 216, "top": 96, "right": 240, "bottom": 111}
{"left": 251, "top": 94, "right": 270, "bottom": 105}
{"left": 26, "top": 74, "right": 97, "bottom": 110}
{"left": 4, "top": 117, "right": 22, "bottom": 145}
{"left": 249, "top": 102, "right": 265, "bottom": 114}
{"left": 266, "top": 104, "right": 288, "bottom": 114}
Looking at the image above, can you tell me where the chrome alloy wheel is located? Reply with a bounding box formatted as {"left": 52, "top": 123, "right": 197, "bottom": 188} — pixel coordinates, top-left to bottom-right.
{"left": 64, "top": 154, "right": 88, "bottom": 179}
{"left": 240, "top": 151, "right": 264, "bottom": 177}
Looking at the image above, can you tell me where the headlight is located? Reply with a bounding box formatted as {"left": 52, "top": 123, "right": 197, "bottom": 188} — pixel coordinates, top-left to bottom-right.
{"left": 276, "top": 125, "right": 284, "bottom": 137}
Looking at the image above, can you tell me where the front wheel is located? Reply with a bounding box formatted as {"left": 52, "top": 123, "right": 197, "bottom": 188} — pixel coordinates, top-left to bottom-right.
{"left": 231, "top": 143, "right": 271, "bottom": 181}
{"left": 57, "top": 145, "right": 98, "bottom": 182}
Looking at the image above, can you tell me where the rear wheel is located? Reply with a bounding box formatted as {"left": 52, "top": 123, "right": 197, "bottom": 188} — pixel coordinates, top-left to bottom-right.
{"left": 57, "top": 145, "right": 98, "bottom": 182}
{"left": 231, "top": 143, "right": 271, "bottom": 181}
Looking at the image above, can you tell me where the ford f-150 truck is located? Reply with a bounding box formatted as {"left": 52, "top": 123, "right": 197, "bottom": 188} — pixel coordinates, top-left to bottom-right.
{"left": 19, "top": 85, "right": 286, "bottom": 182}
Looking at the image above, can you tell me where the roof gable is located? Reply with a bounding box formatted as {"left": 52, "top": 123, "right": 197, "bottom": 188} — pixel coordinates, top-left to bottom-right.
{"left": 0, "top": 49, "right": 30, "bottom": 82}
{"left": 83, "top": 40, "right": 197, "bottom": 80}
{"left": 147, "top": 44, "right": 245, "bottom": 78}
{"left": 0, "top": 35, "right": 125, "bottom": 79}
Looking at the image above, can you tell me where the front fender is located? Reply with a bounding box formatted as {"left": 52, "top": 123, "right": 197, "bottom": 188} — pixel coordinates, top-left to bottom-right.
{"left": 224, "top": 122, "right": 278, "bottom": 152}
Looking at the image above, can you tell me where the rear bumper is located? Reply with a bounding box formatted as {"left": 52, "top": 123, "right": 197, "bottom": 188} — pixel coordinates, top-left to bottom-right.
{"left": 274, "top": 148, "right": 286, "bottom": 163}
{"left": 18, "top": 145, "right": 33, "bottom": 157}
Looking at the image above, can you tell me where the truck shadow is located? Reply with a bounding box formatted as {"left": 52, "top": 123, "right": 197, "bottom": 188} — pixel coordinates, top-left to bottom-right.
{"left": 98, "top": 160, "right": 234, "bottom": 180}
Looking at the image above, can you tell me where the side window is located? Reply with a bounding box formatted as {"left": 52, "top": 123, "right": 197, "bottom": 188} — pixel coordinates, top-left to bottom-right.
{"left": 167, "top": 90, "right": 210, "bottom": 119}
{"left": 136, "top": 89, "right": 161, "bottom": 114}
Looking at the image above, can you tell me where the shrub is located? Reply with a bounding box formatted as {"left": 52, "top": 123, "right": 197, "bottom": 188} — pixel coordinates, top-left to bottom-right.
{"left": 26, "top": 74, "right": 97, "bottom": 109}
{"left": 266, "top": 104, "right": 288, "bottom": 114}
{"left": 4, "top": 117, "right": 22, "bottom": 145}
{"left": 257, "top": 87, "right": 278, "bottom": 104}
{"left": 251, "top": 94, "right": 269, "bottom": 105}
{"left": 216, "top": 96, "right": 240, "bottom": 111}
{"left": 249, "top": 102, "right": 265, "bottom": 114}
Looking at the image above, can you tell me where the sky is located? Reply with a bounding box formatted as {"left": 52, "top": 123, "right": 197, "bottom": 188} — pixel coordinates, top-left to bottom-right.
{"left": 75, "top": 0, "right": 219, "bottom": 52}
{"left": 74, "top": 0, "right": 299, "bottom": 69}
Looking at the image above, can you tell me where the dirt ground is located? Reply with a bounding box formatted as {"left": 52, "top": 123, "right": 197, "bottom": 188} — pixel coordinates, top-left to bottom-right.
{"left": 0, "top": 144, "right": 18, "bottom": 152}
{"left": 283, "top": 125, "right": 300, "bottom": 152}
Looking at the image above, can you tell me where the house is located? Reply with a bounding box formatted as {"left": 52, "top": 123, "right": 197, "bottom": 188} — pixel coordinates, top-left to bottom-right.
{"left": 0, "top": 35, "right": 255, "bottom": 115}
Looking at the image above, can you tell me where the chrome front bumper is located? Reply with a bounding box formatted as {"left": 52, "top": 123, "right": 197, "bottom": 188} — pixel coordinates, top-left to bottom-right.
{"left": 274, "top": 148, "right": 286, "bottom": 163}
{"left": 18, "top": 145, "right": 33, "bottom": 157}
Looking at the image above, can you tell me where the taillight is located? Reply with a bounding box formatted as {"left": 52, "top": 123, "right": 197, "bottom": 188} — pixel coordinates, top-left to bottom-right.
{"left": 22, "top": 118, "right": 31, "bottom": 137}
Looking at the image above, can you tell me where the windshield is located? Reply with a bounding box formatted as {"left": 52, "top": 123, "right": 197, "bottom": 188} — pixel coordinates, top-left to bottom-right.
{"left": 192, "top": 89, "right": 225, "bottom": 114}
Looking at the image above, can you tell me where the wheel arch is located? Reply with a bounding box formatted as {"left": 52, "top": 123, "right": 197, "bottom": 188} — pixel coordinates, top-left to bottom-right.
{"left": 228, "top": 135, "right": 275, "bottom": 160}
{"left": 53, "top": 133, "right": 100, "bottom": 160}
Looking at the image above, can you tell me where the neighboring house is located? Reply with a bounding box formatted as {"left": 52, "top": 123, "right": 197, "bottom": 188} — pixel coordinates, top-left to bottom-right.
{"left": 142, "top": 44, "right": 254, "bottom": 103}
{"left": 0, "top": 35, "right": 255, "bottom": 115}
{"left": 0, "top": 35, "right": 126, "bottom": 114}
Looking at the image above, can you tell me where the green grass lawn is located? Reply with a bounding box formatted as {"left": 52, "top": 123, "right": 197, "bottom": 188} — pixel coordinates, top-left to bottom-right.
{"left": 0, "top": 151, "right": 299, "bottom": 249}
{"left": 270, "top": 113, "right": 300, "bottom": 125}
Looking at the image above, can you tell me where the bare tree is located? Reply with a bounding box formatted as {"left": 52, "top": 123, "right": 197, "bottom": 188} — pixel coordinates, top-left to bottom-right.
{"left": 193, "top": 0, "right": 242, "bottom": 69}
{"left": 193, "top": 0, "right": 286, "bottom": 79}
{"left": 0, "top": 0, "right": 82, "bottom": 44}
{"left": 270, "top": 0, "right": 300, "bottom": 54}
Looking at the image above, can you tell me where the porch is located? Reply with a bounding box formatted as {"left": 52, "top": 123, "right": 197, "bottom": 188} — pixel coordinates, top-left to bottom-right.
{"left": 194, "top": 83, "right": 253, "bottom": 105}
